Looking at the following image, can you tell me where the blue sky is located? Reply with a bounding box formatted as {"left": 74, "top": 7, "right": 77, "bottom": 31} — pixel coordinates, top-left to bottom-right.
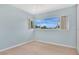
{"left": 34, "top": 17, "right": 60, "bottom": 28}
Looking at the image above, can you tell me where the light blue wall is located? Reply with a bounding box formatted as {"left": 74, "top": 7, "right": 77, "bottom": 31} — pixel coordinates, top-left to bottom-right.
{"left": 35, "top": 6, "right": 77, "bottom": 48}
{"left": 0, "top": 5, "right": 77, "bottom": 50}
{"left": 0, "top": 5, "right": 34, "bottom": 50}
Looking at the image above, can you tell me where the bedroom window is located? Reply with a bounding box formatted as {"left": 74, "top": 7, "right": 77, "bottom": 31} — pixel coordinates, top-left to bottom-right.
{"left": 29, "top": 16, "right": 68, "bottom": 30}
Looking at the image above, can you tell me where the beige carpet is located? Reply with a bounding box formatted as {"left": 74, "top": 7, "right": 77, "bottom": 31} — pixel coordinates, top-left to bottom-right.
{"left": 0, "top": 41, "right": 77, "bottom": 55}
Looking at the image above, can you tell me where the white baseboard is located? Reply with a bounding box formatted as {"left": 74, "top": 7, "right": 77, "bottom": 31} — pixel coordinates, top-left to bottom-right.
{"left": 0, "top": 40, "right": 34, "bottom": 52}
{"left": 37, "top": 40, "right": 76, "bottom": 49}
{"left": 0, "top": 39, "right": 76, "bottom": 52}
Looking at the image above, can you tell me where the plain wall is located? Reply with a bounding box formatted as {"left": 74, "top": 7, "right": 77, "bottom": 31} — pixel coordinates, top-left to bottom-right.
{"left": 77, "top": 5, "right": 79, "bottom": 53}
{"left": 35, "top": 5, "right": 77, "bottom": 48}
{"left": 0, "top": 5, "right": 34, "bottom": 50}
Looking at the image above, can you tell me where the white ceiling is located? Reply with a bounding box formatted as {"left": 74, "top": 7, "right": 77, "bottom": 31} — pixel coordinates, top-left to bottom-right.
{"left": 12, "top": 4, "right": 75, "bottom": 15}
